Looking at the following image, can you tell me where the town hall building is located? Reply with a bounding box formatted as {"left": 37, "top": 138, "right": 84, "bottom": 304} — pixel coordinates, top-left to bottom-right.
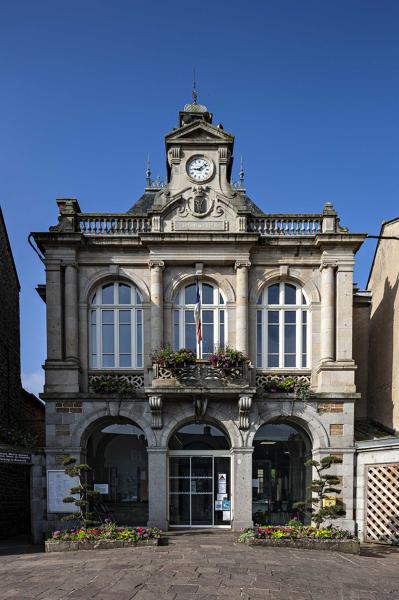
{"left": 31, "top": 94, "right": 397, "bottom": 541}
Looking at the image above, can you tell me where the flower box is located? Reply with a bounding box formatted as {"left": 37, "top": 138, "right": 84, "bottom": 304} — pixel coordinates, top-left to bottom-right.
{"left": 45, "top": 538, "right": 159, "bottom": 552}
{"left": 243, "top": 538, "right": 360, "bottom": 554}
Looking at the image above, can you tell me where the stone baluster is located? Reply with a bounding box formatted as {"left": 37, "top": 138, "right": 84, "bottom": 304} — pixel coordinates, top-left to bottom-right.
{"left": 235, "top": 261, "right": 250, "bottom": 355}
{"left": 64, "top": 261, "right": 79, "bottom": 362}
{"left": 149, "top": 260, "right": 165, "bottom": 351}
{"left": 320, "top": 262, "right": 335, "bottom": 362}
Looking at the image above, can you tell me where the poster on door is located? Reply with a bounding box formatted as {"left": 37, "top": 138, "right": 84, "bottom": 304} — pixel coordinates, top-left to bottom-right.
{"left": 218, "top": 473, "right": 227, "bottom": 494}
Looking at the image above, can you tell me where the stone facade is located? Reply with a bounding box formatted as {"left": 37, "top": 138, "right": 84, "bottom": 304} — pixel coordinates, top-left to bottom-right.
{"left": 33, "top": 98, "right": 370, "bottom": 538}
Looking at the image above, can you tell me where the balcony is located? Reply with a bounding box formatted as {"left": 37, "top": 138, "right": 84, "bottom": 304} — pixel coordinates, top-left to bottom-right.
{"left": 149, "top": 361, "right": 254, "bottom": 392}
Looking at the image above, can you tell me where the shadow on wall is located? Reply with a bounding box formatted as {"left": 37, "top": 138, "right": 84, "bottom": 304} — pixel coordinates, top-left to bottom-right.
{"left": 368, "top": 275, "right": 399, "bottom": 431}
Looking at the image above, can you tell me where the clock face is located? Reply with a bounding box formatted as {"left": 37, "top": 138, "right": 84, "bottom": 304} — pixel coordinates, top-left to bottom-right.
{"left": 187, "top": 156, "right": 213, "bottom": 182}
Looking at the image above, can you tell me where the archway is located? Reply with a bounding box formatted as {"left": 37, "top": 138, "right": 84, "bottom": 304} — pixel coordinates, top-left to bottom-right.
{"left": 168, "top": 420, "right": 232, "bottom": 528}
{"left": 86, "top": 417, "right": 148, "bottom": 525}
{"left": 252, "top": 421, "right": 311, "bottom": 525}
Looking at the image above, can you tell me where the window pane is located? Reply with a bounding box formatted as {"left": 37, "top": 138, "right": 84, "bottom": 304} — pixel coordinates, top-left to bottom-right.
{"left": 257, "top": 292, "right": 263, "bottom": 305}
{"left": 285, "top": 284, "right": 296, "bottom": 305}
{"left": 219, "top": 293, "right": 225, "bottom": 305}
{"left": 256, "top": 310, "right": 262, "bottom": 368}
{"left": 91, "top": 310, "right": 97, "bottom": 368}
{"left": 202, "top": 323, "right": 214, "bottom": 355}
{"left": 119, "top": 309, "right": 131, "bottom": 324}
{"left": 120, "top": 354, "right": 131, "bottom": 368}
{"left": 185, "top": 323, "right": 196, "bottom": 352}
{"left": 102, "top": 310, "right": 114, "bottom": 325}
{"left": 202, "top": 310, "right": 214, "bottom": 324}
{"left": 102, "top": 324, "right": 114, "bottom": 354}
{"left": 285, "top": 325, "right": 296, "bottom": 354}
{"left": 119, "top": 324, "right": 131, "bottom": 354}
{"left": 268, "top": 354, "right": 279, "bottom": 368}
{"left": 119, "top": 284, "right": 131, "bottom": 304}
{"left": 103, "top": 355, "right": 115, "bottom": 368}
{"left": 268, "top": 323, "right": 279, "bottom": 353}
{"left": 136, "top": 290, "right": 143, "bottom": 305}
{"left": 202, "top": 283, "right": 214, "bottom": 304}
{"left": 102, "top": 283, "right": 114, "bottom": 304}
{"left": 136, "top": 309, "right": 143, "bottom": 359}
{"left": 285, "top": 310, "right": 296, "bottom": 325}
{"left": 219, "top": 310, "right": 225, "bottom": 348}
{"left": 185, "top": 283, "right": 196, "bottom": 304}
{"left": 302, "top": 311, "right": 307, "bottom": 367}
{"left": 268, "top": 284, "right": 280, "bottom": 305}
{"left": 302, "top": 293, "right": 306, "bottom": 305}
{"left": 285, "top": 355, "right": 296, "bottom": 368}
{"left": 91, "top": 293, "right": 96, "bottom": 305}
{"left": 185, "top": 311, "right": 196, "bottom": 352}
{"left": 174, "top": 310, "right": 180, "bottom": 350}
{"left": 268, "top": 310, "right": 279, "bottom": 324}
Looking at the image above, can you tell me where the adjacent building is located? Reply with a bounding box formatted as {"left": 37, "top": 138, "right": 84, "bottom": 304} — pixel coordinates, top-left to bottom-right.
{"left": 31, "top": 96, "right": 398, "bottom": 540}
{"left": 0, "top": 207, "right": 45, "bottom": 540}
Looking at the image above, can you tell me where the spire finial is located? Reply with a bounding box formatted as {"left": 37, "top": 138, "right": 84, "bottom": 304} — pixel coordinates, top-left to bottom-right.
{"left": 146, "top": 155, "right": 152, "bottom": 188}
{"left": 192, "top": 68, "right": 198, "bottom": 104}
{"left": 239, "top": 156, "right": 245, "bottom": 188}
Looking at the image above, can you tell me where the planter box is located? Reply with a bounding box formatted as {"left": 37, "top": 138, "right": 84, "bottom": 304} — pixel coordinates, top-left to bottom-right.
{"left": 245, "top": 538, "right": 360, "bottom": 555}
{"left": 45, "top": 538, "right": 159, "bottom": 552}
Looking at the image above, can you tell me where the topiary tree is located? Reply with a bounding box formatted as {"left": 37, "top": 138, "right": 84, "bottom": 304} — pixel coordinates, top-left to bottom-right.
{"left": 62, "top": 456, "right": 100, "bottom": 528}
{"left": 294, "top": 455, "right": 345, "bottom": 529}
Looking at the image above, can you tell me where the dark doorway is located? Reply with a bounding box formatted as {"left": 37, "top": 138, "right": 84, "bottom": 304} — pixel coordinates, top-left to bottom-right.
{"left": 0, "top": 464, "right": 31, "bottom": 538}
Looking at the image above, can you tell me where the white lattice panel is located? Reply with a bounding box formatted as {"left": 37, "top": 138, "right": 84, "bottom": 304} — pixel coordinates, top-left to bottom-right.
{"left": 366, "top": 464, "right": 399, "bottom": 544}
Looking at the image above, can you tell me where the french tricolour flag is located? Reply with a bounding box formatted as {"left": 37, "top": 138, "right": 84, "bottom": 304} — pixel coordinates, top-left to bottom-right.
{"left": 194, "top": 281, "right": 202, "bottom": 343}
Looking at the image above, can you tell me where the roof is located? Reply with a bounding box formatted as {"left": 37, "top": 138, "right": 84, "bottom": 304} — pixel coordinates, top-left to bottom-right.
{"left": 0, "top": 206, "right": 20, "bottom": 291}
{"left": 354, "top": 418, "right": 395, "bottom": 441}
{"left": 127, "top": 191, "right": 158, "bottom": 215}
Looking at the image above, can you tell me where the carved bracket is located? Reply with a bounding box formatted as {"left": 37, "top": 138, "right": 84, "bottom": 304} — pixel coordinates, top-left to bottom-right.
{"left": 238, "top": 394, "right": 253, "bottom": 430}
{"left": 194, "top": 397, "right": 208, "bottom": 420}
{"left": 148, "top": 395, "right": 163, "bottom": 429}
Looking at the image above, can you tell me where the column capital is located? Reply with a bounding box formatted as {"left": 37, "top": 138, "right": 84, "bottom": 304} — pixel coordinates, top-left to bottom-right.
{"left": 148, "top": 260, "right": 165, "bottom": 270}
{"left": 320, "top": 261, "right": 337, "bottom": 271}
{"left": 235, "top": 260, "right": 251, "bottom": 271}
{"left": 62, "top": 260, "right": 78, "bottom": 269}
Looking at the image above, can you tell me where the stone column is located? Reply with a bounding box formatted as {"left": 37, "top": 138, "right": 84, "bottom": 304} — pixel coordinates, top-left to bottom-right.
{"left": 64, "top": 262, "right": 79, "bottom": 362}
{"left": 320, "top": 263, "right": 335, "bottom": 362}
{"left": 147, "top": 447, "right": 168, "bottom": 530}
{"left": 231, "top": 447, "right": 253, "bottom": 531}
{"left": 45, "top": 260, "right": 63, "bottom": 360}
{"left": 149, "top": 261, "right": 164, "bottom": 351}
{"left": 336, "top": 263, "right": 354, "bottom": 362}
{"left": 235, "top": 261, "right": 250, "bottom": 355}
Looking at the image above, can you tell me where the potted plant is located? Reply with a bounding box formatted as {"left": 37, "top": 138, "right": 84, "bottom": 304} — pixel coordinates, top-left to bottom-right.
{"left": 151, "top": 347, "right": 196, "bottom": 368}
{"left": 208, "top": 347, "right": 249, "bottom": 370}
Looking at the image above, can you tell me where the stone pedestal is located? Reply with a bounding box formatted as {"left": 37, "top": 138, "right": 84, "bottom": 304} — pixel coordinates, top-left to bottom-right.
{"left": 231, "top": 447, "right": 253, "bottom": 531}
{"left": 147, "top": 447, "right": 168, "bottom": 531}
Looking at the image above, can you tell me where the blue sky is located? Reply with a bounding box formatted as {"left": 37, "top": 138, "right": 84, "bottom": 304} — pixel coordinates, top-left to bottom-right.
{"left": 1, "top": 0, "right": 398, "bottom": 396}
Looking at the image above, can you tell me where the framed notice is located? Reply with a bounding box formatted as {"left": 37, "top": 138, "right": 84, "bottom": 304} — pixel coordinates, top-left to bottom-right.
{"left": 47, "top": 470, "right": 79, "bottom": 513}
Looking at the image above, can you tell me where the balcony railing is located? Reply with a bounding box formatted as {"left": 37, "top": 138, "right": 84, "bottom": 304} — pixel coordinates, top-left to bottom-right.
{"left": 247, "top": 216, "right": 322, "bottom": 236}
{"left": 78, "top": 214, "right": 151, "bottom": 235}
{"left": 88, "top": 371, "right": 145, "bottom": 391}
{"left": 256, "top": 372, "right": 312, "bottom": 394}
{"left": 151, "top": 361, "right": 252, "bottom": 389}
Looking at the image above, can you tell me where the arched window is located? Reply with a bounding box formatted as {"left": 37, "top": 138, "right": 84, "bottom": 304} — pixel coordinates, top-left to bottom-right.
{"left": 256, "top": 282, "right": 309, "bottom": 369}
{"left": 173, "top": 282, "right": 226, "bottom": 359}
{"left": 90, "top": 282, "right": 143, "bottom": 369}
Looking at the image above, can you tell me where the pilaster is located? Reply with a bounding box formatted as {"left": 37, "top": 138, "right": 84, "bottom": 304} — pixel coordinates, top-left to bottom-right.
{"left": 235, "top": 260, "right": 250, "bottom": 355}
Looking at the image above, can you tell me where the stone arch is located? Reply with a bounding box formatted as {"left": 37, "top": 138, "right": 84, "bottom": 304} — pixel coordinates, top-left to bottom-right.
{"left": 71, "top": 405, "right": 157, "bottom": 450}
{"left": 81, "top": 268, "right": 150, "bottom": 305}
{"left": 158, "top": 404, "right": 241, "bottom": 449}
{"left": 250, "top": 268, "right": 320, "bottom": 305}
{"left": 164, "top": 272, "right": 235, "bottom": 304}
{"left": 247, "top": 401, "right": 329, "bottom": 451}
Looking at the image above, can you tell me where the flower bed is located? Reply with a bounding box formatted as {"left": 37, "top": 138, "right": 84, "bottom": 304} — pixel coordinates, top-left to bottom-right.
{"left": 45, "top": 526, "right": 161, "bottom": 552}
{"left": 238, "top": 525, "right": 359, "bottom": 554}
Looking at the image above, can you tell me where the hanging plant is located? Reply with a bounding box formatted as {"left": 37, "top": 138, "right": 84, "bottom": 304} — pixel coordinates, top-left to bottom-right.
{"left": 151, "top": 347, "right": 196, "bottom": 368}
{"left": 262, "top": 376, "right": 312, "bottom": 401}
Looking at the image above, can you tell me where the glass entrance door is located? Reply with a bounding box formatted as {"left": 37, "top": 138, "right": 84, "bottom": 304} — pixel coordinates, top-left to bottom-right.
{"left": 169, "top": 455, "right": 231, "bottom": 527}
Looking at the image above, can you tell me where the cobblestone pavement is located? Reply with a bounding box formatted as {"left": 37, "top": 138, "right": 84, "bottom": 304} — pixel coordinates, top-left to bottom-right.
{"left": 0, "top": 532, "right": 399, "bottom": 600}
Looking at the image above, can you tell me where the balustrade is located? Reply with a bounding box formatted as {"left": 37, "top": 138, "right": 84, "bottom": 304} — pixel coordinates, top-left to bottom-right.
{"left": 78, "top": 215, "right": 151, "bottom": 235}
{"left": 247, "top": 216, "right": 322, "bottom": 236}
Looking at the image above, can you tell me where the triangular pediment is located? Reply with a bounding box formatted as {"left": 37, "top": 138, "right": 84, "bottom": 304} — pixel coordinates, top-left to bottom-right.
{"left": 165, "top": 121, "right": 234, "bottom": 144}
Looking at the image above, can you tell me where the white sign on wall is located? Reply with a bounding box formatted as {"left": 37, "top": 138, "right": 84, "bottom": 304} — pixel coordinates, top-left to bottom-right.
{"left": 47, "top": 470, "right": 79, "bottom": 513}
